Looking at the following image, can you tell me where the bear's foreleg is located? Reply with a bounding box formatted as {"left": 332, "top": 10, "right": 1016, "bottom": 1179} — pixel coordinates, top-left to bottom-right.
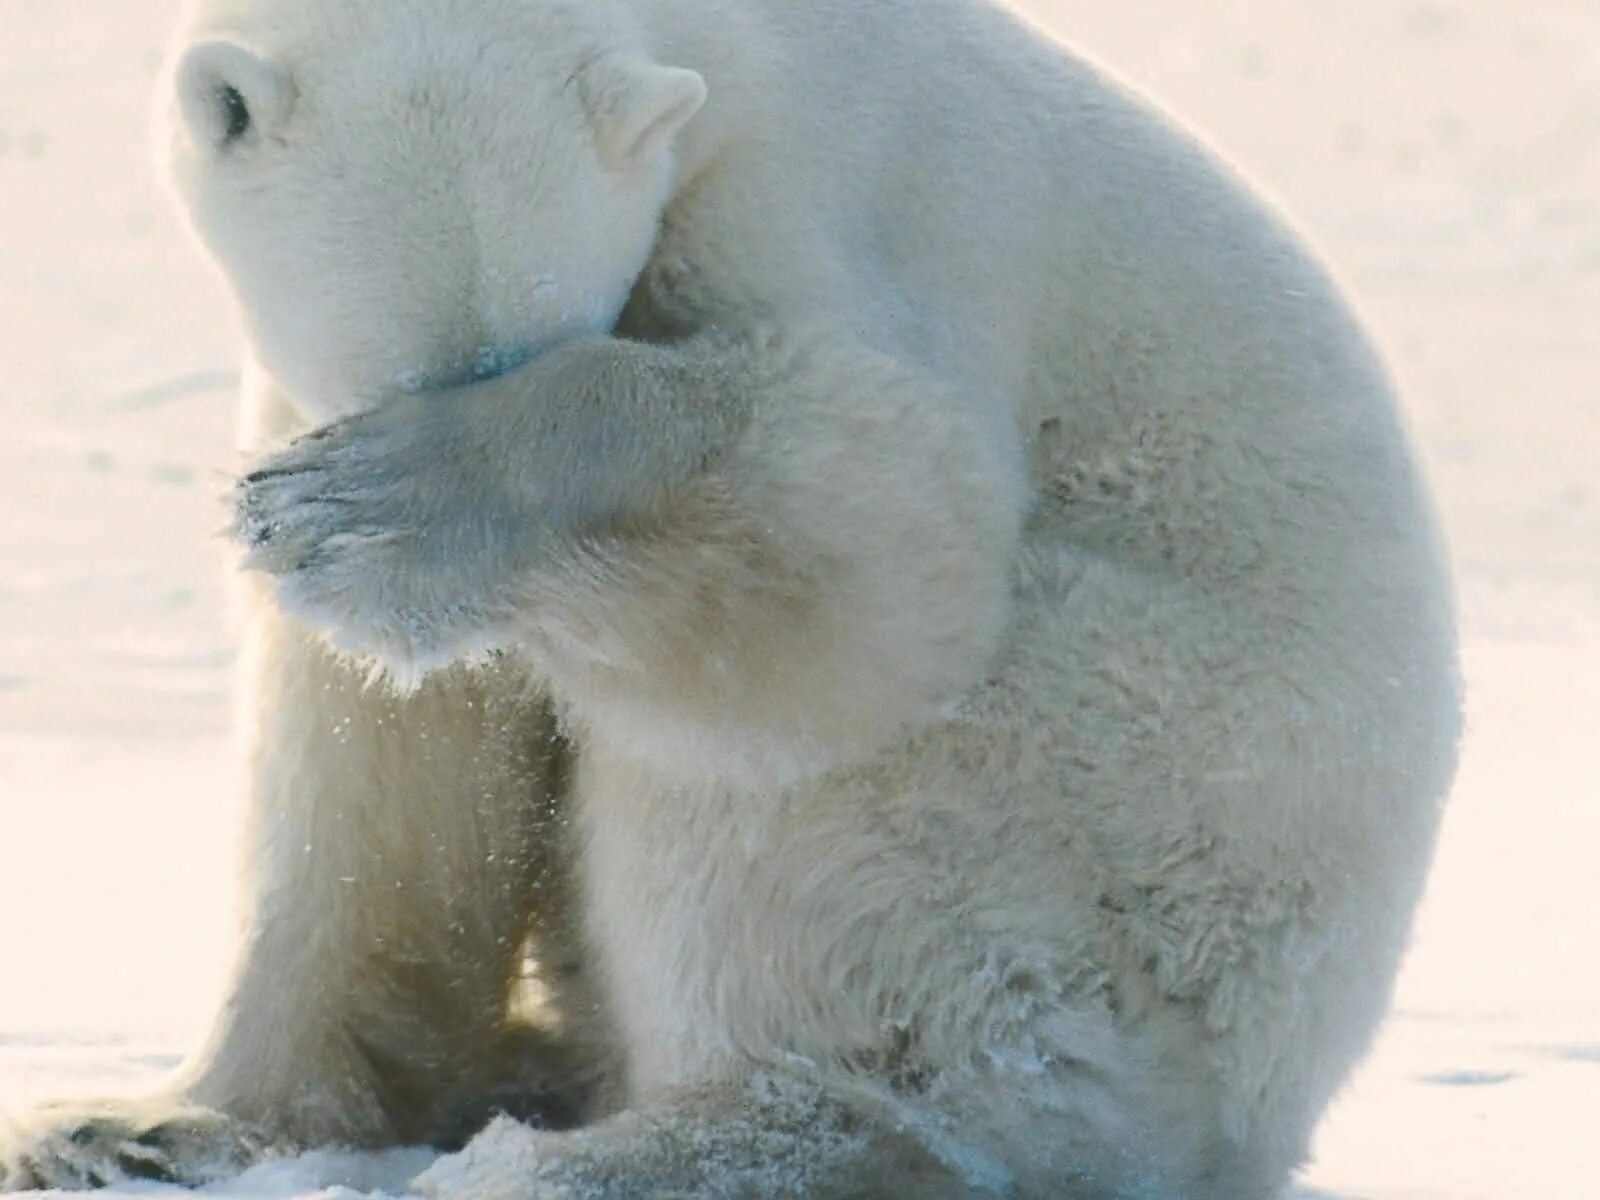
{"left": 1, "top": 610, "right": 591, "bottom": 1189}
{"left": 235, "top": 325, "right": 1027, "bottom": 783}
{"left": 185, "top": 611, "right": 596, "bottom": 1143}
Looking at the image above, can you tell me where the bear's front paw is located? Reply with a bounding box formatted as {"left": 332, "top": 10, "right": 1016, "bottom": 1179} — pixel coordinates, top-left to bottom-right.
{"left": 1, "top": 1101, "right": 266, "bottom": 1192}
{"left": 234, "top": 396, "right": 534, "bottom": 686}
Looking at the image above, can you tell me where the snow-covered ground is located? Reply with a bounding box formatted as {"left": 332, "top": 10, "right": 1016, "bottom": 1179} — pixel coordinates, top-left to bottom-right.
{"left": 2, "top": 1, "right": 1595, "bottom": 1196}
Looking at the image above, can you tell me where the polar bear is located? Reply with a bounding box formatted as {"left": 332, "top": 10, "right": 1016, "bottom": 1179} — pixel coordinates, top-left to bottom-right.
{"left": 2, "top": 0, "right": 1460, "bottom": 1196}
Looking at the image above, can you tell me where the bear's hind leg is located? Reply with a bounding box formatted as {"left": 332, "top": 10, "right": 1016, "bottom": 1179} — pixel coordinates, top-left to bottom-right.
{"left": 414, "top": 1074, "right": 997, "bottom": 1200}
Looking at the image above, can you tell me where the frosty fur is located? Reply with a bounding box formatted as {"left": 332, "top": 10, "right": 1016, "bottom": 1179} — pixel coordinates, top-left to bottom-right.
{"left": 1, "top": 0, "right": 1460, "bottom": 1196}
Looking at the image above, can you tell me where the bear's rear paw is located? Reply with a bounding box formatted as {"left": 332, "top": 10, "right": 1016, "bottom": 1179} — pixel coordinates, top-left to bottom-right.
{"left": 1, "top": 1100, "right": 267, "bottom": 1191}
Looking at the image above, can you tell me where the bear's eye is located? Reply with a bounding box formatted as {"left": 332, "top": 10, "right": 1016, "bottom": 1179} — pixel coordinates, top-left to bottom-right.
{"left": 217, "top": 83, "right": 252, "bottom": 145}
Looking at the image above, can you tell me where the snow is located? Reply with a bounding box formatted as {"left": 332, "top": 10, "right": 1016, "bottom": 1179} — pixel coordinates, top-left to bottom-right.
{"left": 2, "top": 0, "right": 1596, "bottom": 1196}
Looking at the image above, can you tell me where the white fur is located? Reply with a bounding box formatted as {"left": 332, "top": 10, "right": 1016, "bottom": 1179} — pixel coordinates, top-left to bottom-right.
{"left": 2, "top": 0, "right": 1460, "bottom": 1197}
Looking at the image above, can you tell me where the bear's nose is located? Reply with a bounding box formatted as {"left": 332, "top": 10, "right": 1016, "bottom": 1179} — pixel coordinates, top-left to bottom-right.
{"left": 393, "top": 345, "right": 532, "bottom": 394}
{"left": 468, "top": 344, "right": 530, "bottom": 383}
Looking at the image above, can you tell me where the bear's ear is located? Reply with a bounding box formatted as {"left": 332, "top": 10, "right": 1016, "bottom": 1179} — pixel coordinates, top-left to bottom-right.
{"left": 580, "top": 56, "right": 707, "bottom": 169}
{"left": 176, "top": 38, "right": 296, "bottom": 152}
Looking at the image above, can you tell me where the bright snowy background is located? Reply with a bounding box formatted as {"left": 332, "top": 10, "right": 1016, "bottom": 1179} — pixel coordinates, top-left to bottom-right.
{"left": 1, "top": 1, "right": 1595, "bottom": 1197}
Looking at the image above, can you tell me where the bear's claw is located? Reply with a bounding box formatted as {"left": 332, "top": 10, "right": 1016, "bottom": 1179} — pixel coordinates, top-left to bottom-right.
{"left": 230, "top": 396, "right": 529, "bottom": 682}
{"left": 1, "top": 1103, "right": 265, "bottom": 1192}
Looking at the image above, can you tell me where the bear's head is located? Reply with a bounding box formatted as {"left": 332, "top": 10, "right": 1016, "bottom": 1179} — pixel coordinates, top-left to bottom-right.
{"left": 163, "top": 0, "right": 706, "bottom": 417}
